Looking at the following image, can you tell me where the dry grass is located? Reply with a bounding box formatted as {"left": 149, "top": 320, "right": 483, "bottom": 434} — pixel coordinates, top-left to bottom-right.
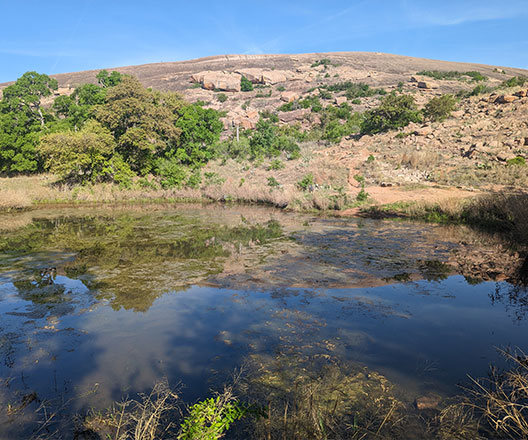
{"left": 0, "top": 146, "right": 351, "bottom": 213}
{"left": 398, "top": 149, "right": 441, "bottom": 170}
{"left": 467, "top": 349, "right": 528, "bottom": 439}
{"left": 81, "top": 380, "right": 181, "bottom": 440}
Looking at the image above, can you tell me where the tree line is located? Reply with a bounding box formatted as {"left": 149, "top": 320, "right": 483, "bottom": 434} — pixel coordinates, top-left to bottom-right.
{"left": 0, "top": 70, "right": 223, "bottom": 186}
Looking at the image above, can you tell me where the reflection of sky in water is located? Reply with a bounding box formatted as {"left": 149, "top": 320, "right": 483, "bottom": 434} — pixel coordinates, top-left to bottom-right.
{"left": 0, "top": 208, "right": 527, "bottom": 435}
{"left": 2, "top": 274, "right": 527, "bottom": 413}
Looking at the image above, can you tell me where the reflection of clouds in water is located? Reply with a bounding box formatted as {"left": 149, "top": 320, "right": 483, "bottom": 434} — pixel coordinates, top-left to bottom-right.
{"left": 2, "top": 206, "right": 528, "bottom": 435}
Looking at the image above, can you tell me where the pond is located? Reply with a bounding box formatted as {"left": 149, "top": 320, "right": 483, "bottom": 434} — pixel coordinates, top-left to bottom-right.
{"left": 0, "top": 204, "right": 526, "bottom": 438}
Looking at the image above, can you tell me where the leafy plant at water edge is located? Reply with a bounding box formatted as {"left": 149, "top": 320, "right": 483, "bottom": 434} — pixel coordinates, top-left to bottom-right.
{"left": 178, "top": 396, "right": 249, "bottom": 440}
{"left": 38, "top": 120, "right": 135, "bottom": 185}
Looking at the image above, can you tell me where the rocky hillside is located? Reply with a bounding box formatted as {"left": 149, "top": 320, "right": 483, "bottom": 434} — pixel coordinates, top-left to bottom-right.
{"left": 2, "top": 52, "right": 528, "bottom": 203}
{"left": 2, "top": 52, "right": 527, "bottom": 131}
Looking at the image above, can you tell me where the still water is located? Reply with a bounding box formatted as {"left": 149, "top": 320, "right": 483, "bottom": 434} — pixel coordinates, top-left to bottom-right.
{"left": 0, "top": 204, "right": 526, "bottom": 437}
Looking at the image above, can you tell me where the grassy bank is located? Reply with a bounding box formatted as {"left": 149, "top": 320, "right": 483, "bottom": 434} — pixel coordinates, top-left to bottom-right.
{"left": 0, "top": 154, "right": 352, "bottom": 213}
{"left": 361, "top": 193, "right": 528, "bottom": 246}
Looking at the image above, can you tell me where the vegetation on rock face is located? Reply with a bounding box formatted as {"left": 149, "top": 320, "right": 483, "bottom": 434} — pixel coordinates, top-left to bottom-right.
{"left": 499, "top": 75, "right": 528, "bottom": 88}
{"left": 240, "top": 75, "right": 254, "bottom": 92}
{"left": 320, "top": 81, "right": 386, "bottom": 100}
{"left": 417, "top": 70, "right": 487, "bottom": 82}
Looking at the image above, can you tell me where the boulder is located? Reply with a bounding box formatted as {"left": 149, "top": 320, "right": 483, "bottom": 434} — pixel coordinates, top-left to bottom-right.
{"left": 192, "top": 71, "right": 241, "bottom": 92}
{"left": 235, "top": 68, "right": 263, "bottom": 84}
{"left": 487, "top": 140, "right": 502, "bottom": 149}
{"left": 191, "top": 72, "right": 207, "bottom": 83}
{"left": 279, "top": 109, "right": 309, "bottom": 123}
{"left": 496, "top": 95, "right": 517, "bottom": 104}
{"left": 451, "top": 110, "right": 465, "bottom": 118}
{"left": 414, "top": 127, "right": 432, "bottom": 136}
{"left": 418, "top": 81, "right": 435, "bottom": 89}
{"left": 334, "top": 96, "right": 347, "bottom": 106}
{"left": 514, "top": 90, "right": 527, "bottom": 98}
{"left": 234, "top": 117, "right": 256, "bottom": 130}
{"left": 280, "top": 91, "right": 299, "bottom": 103}
{"left": 262, "top": 71, "right": 288, "bottom": 84}
{"left": 246, "top": 110, "right": 259, "bottom": 120}
{"left": 410, "top": 76, "right": 419, "bottom": 83}
{"left": 204, "top": 72, "right": 242, "bottom": 92}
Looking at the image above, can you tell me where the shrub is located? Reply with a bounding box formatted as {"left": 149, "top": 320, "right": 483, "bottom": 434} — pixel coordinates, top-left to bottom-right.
{"left": 457, "top": 84, "right": 495, "bottom": 98}
{"left": 105, "top": 154, "right": 136, "bottom": 188}
{"left": 356, "top": 187, "right": 369, "bottom": 202}
{"left": 259, "top": 110, "right": 279, "bottom": 123}
{"left": 178, "top": 395, "right": 250, "bottom": 440}
{"left": 506, "top": 156, "right": 526, "bottom": 166}
{"left": 156, "top": 157, "right": 189, "bottom": 188}
{"left": 423, "top": 94, "right": 457, "bottom": 122}
{"left": 268, "top": 159, "right": 284, "bottom": 170}
{"left": 311, "top": 59, "right": 333, "bottom": 68}
{"left": 500, "top": 75, "right": 528, "bottom": 88}
{"left": 276, "top": 85, "right": 285, "bottom": 92}
{"left": 267, "top": 176, "right": 280, "bottom": 188}
{"left": 361, "top": 93, "right": 422, "bottom": 135}
{"left": 297, "top": 173, "right": 314, "bottom": 191}
{"left": 299, "top": 95, "right": 322, "bottom": 112}
{"left": 278, "top": 101, "right": 296, "bottom": 112}
{"left": 216, "top": 93, "right": 228, "bottom": 103}
{"left": 319, "top": 89, "right": 332, "bottom": 100}
{"left": 249, "top": 119, "right": 300, "bottom": 159}
{"left": 417, "top": 70, "right": 487, "bottom": 82}
{"left": 240, "top": 76, "right": 254, "bottom": 92}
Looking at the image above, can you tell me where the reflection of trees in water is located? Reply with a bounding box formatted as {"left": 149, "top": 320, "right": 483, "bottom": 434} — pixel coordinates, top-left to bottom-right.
{"left": 490, "top": 283, "right": 528, "bottom": 321}
{"left": 2, "top": 214, "right": 285, "bottom": 312}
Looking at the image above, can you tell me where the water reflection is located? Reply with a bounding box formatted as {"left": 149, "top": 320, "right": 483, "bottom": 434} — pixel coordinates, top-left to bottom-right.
{"left": 0, "top": 205, "right": 527, "bottom": 438}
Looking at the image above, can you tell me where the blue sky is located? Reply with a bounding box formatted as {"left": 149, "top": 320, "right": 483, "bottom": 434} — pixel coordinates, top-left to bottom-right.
{"left": 0, "top": 0, "right": 527, "bottom": 82}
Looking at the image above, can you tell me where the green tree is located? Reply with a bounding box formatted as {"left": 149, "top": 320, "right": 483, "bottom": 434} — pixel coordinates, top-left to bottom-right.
{"left": 361, "top": 93, "right": 422, "bottom": 135}
{"left": 52, "top": 83, "right": 107, "bottom": 129}
{"left": 95, "top": 76, "right": 184, "bottom": 174}
{"left": 2, "top": 71, "right": 58, "bottom": 127}
{"left": 0, "top": 108, "right": 41, "bottom": 173}
{"left": 38, "top": 119, "right": 133, "bottom": 184}
{"left": 172, "top": 103, "right": 223, "bottom": 164}
{"left": 96, "top": 69, "right": 123, "bottom": 88}
{"left": 0, "top": 71, "right": 58, "bottom": 173}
